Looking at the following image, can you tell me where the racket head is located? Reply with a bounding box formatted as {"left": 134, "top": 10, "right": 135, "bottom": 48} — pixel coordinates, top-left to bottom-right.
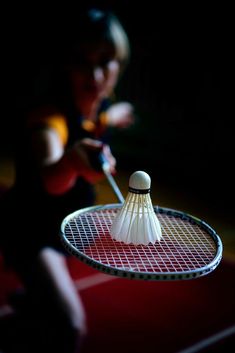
{"left": 60, "top": 204, "right": 223, "bottom": 281}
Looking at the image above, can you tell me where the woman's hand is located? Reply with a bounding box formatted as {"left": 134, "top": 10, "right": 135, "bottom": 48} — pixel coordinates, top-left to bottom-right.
{"left": 106, "top": 102, "right": 135, "bottom": 128}
{"left": 72, "top": 138, "right": 116, "bottom": 183}
{"left": 40, "top": 136, "right": 116, "bottom": 194}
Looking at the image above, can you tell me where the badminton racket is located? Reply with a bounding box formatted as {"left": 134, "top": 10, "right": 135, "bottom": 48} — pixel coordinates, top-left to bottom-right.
{"left": 60, "top": 162, "right": 223, "bottom": 281}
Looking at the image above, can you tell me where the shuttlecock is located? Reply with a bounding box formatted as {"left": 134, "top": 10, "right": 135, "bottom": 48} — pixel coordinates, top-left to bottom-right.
{"left": 110, "top": 171, "right": 162, "bottom": 245}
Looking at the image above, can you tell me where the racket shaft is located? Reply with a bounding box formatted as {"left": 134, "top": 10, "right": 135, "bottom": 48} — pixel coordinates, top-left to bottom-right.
{"left": 102, "top": 166, "right": 125, "bottom": 204}
{"left": 99, "top": 152, "right": 124, "bottom": 203}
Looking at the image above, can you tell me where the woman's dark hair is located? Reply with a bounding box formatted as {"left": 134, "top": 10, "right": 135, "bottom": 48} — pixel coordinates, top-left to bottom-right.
{"left": 62, "top": 8, "right": 130, "bottom": 69}
{"left": 30, "top": 8, "right": 130, "bottom": 109}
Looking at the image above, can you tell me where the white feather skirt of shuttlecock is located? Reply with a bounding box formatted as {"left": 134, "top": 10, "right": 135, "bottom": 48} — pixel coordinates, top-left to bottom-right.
{"left": 110, "top": 192, "right": 162, "bottom": 245}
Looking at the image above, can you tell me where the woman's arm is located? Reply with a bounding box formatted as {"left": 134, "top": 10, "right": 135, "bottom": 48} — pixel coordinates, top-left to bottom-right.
{"left": 31, "top": 127, "right": 116, "bottom": 195}
{"left": 31, "top": 127, "right": 79, "bottom": 194}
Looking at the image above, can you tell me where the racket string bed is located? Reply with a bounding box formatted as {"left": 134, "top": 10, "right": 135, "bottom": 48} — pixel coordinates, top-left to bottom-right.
{"left": 61, "top": 205, "right": 222, "bottom": 281}
{"left": 161, "top": 217, "right": 215, "bottom": 271}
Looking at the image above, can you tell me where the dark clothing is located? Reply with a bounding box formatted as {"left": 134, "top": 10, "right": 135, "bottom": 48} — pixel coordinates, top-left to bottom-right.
{"left": 0, "top": 98, "right": 111, "bottom": 281}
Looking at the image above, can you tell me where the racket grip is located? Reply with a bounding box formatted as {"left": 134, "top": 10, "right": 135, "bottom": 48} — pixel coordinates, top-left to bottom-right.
{"left": 99, "top": 153, "right": 125, "bottom": 204}
{"left": 98, "top": 153, "right": 109, "bottom": 172}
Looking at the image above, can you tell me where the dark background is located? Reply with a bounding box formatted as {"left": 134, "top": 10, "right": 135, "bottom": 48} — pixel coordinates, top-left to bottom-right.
{"left": 1, "top": 1, "right": 233, "bottom": 214}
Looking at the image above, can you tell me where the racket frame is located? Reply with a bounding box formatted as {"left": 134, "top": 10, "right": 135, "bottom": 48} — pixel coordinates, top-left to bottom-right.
{"left": 60, "top": 204, "right": 223, "bottom": 281}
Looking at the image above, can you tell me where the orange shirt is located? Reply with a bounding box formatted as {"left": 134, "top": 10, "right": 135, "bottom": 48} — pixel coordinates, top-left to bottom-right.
{"left": 28, "top": 106, "right": 109, "bottom": 144}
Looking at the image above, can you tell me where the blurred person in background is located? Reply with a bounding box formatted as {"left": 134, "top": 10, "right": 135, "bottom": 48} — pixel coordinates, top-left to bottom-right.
{"left": 0, "top": 7, "right": 134, "bottom": 353}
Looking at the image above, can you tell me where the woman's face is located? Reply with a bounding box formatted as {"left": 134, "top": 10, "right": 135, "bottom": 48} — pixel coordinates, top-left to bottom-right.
{"left": 68, "top": 41, "right": 120, "bottom": 112}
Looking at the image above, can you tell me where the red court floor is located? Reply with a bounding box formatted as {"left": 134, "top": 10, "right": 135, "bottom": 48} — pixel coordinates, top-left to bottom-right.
{"left": 0, "top": 255, "right": 235, "bottom": 352}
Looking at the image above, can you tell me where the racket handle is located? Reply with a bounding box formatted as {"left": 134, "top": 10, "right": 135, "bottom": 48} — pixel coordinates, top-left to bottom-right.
{"left": 99, "top": 154, "right": 125, "bottom": 204}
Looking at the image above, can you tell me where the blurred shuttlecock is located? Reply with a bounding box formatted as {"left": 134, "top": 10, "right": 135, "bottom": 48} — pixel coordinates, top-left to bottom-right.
{"left": 110, "top": 171, "right": 162, "bottom": 245}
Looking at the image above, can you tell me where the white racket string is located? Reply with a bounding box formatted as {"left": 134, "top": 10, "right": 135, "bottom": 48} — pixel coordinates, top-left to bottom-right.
{"left": 61, "top": 205, "right": 222, "bottom": 280}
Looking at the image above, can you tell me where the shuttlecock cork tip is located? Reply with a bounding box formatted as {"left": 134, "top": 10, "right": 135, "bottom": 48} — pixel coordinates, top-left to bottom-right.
{"left": 129, "top": 171, "right": 151, "bottom": 191}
